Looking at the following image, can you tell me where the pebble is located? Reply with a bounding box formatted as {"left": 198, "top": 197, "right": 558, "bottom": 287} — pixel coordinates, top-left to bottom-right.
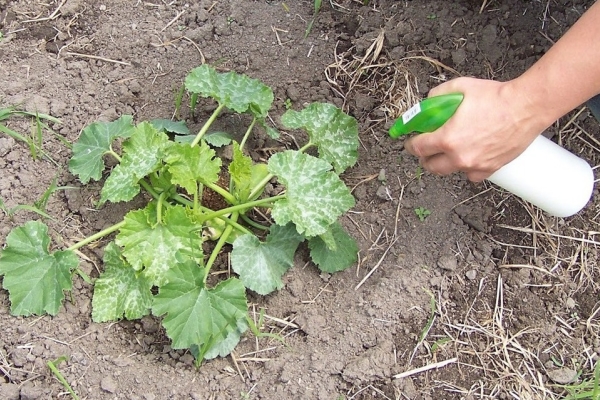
{"left": 437, "top": 255, "right": 458, "bottom": 272}
{"left": 100, "top": 376, "right": 117, "bottom": 393}
{"left": 547, "top": 367, "right": 577, "bottom": 384}
{"left": 565, "top": 297, "right": 576, "bottom": 309}
{"left": 0, "top": 383, "right": 20, "bottom": 400}
{"left": 465, "top": 269, "right": 477, "bottom": 281}
{"left": 20, "top": 384, "right": 44, "bottom": 400}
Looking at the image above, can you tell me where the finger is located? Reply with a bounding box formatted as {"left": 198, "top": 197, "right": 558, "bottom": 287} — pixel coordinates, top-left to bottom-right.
{"left": 420, "top": 153, "right": 459, "bottom": 176}
{"left": 404, "top": 132, "right": 446, "bottom": 158}
{"left": 428, "top": 77, "right": 469, "bottom": 98}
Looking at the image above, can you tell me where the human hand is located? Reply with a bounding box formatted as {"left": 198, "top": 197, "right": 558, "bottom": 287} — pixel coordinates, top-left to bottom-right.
{"left": 403, "top": 77, "right": 549, "bottom": 182}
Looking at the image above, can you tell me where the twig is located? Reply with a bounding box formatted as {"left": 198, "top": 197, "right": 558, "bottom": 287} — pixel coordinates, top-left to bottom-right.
{"left": 22, "top": 0, "right": 67, "bottom": 23}
{"left": 497, "top": 224, "right": 600, "bottom": 246}
{"left": 161, "top": 10, "right": 186, "bottom": 32}
{"left": 355, "top": 237, "right": 399, "bottom": 290}
{"left": 393, "top": 357, "right": 458, "bottom": 379}
{"left": 63, "top": 52, "right": 131, "bottom": 66}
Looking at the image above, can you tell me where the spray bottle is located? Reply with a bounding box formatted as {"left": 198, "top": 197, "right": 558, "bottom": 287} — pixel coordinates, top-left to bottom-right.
{"left": 389, "top": 94, "right": 595, "bottom": 218}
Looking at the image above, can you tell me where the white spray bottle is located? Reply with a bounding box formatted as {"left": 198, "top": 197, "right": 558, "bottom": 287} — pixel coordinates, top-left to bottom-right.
{"left": 389, "top": 94, "right": 595, "bottom": 217}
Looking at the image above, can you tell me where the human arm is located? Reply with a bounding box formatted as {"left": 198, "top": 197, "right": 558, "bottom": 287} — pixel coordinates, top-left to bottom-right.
{"left": 403, "top": 1, "right": 600, "bottom": 182}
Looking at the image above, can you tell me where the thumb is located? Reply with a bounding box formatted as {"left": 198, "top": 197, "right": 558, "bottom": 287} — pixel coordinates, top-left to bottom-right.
{"left": 404, "top": 131, "right": 445, "bottom": 158}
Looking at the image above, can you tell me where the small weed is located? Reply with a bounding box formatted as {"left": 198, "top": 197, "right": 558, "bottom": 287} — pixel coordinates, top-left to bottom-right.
{"left": 284, "top": 98, "right": 292, "bottom": 110}
{"left": 415, "top": 207, "right": 431, "bottom": 221}
{"left": 47, "top": 356, "right": 80, "bottom": 400}
{"left": 0, "top": 106, "right": 62, "bottom": 163}
{"left": 415, "top": 165, "right": 423, "bottom": 180}
{"left": 557, "top": 361, "right": 600, "bottom": 399}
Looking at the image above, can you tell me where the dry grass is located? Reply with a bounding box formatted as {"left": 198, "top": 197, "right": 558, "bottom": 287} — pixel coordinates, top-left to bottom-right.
{"left": 324, "top": 7, "right": 600, "bottom": 399}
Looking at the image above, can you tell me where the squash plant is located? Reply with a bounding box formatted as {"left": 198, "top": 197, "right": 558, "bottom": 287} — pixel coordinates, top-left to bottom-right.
{"left": 0, "top": 65, "right": 359, "bottom": 363}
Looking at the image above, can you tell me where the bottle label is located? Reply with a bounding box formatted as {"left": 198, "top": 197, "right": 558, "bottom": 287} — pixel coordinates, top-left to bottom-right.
{"left": 402, "top": 103, "right": 421, "bottom": 124}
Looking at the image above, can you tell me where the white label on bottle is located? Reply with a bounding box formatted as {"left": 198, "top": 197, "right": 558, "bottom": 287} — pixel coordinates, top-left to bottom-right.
{"left": 402, "top": 103, "right": 421, "bottom": 124}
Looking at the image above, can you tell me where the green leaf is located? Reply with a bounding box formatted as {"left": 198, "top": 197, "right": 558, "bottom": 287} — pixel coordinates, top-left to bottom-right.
{"left": 308, "top": 221, "right": 358, "bottom": 273}
{"left": 0, "top": 221, "right": 78, "bottom": 316}
{"left": 281, "top": 103, "right": 358, "bottom": 174}
{"left": 204, "top": 131, "right": 233, "bottom": 147}
{"left": 185, "top": 64, "right": 274, "bottom": 118}
{"left": 68, "top": 115, "right": 135, "bottom": 184}
{"left": 100, "top": 122, "right": 169, "bottom": 205}
{"left": 92, "top": 242, "right": 153, "bottom": 322}
{"left": 231, "top": 224, "right": 304, "bottom": 295}
{"left": 150, "top": 119, "right": 190, "bottom": 135}
{"left": 268, "top": 150, "right": 355, "bottom": 236}
{"left": 152, "top": 264, "right": 248, "bottom": 354}
{"left": 229, "top": 142, "right": 253, "bottom": 201}
{"left": 164, "top": 141, "right": 222, "bottom": 195}
{"left": 116, "top": 203, "right": 203, "bottom": 286}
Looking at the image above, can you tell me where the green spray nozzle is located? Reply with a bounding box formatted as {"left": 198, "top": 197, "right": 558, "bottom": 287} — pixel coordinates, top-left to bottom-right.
{"left": 389, "top": 93, "right": 464, "bottom": 138}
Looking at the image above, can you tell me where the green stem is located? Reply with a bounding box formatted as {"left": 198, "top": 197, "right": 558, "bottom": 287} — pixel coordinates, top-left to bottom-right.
{"left": 139, "top": 179, "right": 160, "bottom": 200}
{"left": 171, "top": 194, "right": 252, "bottom": 235}
{"left": 248, "top": 173, "right": 274, "bottom": 201}
{"left": 202, "top": 195, "right": 285, "bottom": 222}
{"left": 298, "top": 141, "right": 313, "bottom": 153}
{"left": 204, "top": 181, "right": 236, "bottom": 205}
{"left": 67, "top": 221, "right": 125, "bottom": 251}
{"left": 106, "top": 149, "right": 121, "bottom": 162}
{"left": 204, "top": 212, "right": 239, "bottom": 284}
{"left": 239, "top": 117, "right": 257, "bottom": 151}
{"left": 191, "top": 103, "right": 226, "bottom": 147}
{"left": 47, "top": 357, "right": 80, "bottom": 400}
{"left": 241, "top": 214, "right": 269, "bottom": 231}
{"left": 156, "top": 191, "right": 166, "bottom": 225}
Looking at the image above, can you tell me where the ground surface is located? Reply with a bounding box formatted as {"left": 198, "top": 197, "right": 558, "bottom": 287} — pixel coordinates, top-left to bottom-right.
{"left": 1, "top": 0, "right": 599, "bottom": 399}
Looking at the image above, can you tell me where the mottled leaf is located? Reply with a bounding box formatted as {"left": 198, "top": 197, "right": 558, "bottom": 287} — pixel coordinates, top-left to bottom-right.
{"left": 268, "top": 150, "right": 355, "bottom": 236}
{"left": 152, "top": 264, "right": 248, "bottom": 354}
{"left": 281, "top": 103, "right": 358, "bottom": 173}
{"left": 0, "top": 221, "right": 78, "bottom": 316}
{"left": 116, "top": 203, "right": 203, "bottom": 286}
{"left": 92, "top": 242, "right": 153, "bottom": 322}
{"left": 231, "top": 224, "right": 304, "bottom": 295}
{"left": 100, "top": 122, "right": 170, "bottom": 205}
{"left": 185, "top": 64, "right": 273, "bottom": 118}
{"left": 308, "top": 221, "right": 358, "bottom": 273}
{"left": 68, "top": 115, "right": 135, "bottom": 184}
{"left": 164, "top": 141, "right": 222, "bottom": 195}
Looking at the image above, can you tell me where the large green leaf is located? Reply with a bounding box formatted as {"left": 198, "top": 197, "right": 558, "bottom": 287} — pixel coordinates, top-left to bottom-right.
{"left": 68, "top": 115, "right": 135, "bottom": 184}
{"left": 92, "top": 242, "right": 153, "bottom": 322}
{"left": 164, "top": 141, "right": 222, "bottom": 195}
{"left": 0, "top": 221, "right": 78, "bottom": 316}
{"left": 281, "top": 103, "right": 358, "bottom": 174}
{"left": 149, "top": 119, "right": 189, "bottom": 135}
{"left": 152, "top": 263, "right": 248, "bottom": 355}
{"left": 115, "top": 203, "right": 202, "bottom": 286}
{"left": 231, "top": 224, "right": 304, "bottom": 295}
{"left": 100, "top": 122, "right": 170, "bottom": 205}
{"left": 308, "top": 221, "right": 358, "bottom": 273}
{"left": 185, "top": 64, "right": 273, "bottom": 118}
{"left": 268, "top": 150, "right": 355, "bottom": 237}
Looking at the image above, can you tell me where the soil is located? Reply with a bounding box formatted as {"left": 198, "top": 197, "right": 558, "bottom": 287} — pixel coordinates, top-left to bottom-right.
{"left": 1, "top": 0, "right": 599, "bottom": 399}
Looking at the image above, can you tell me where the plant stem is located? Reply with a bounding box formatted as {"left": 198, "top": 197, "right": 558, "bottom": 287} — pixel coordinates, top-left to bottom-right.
{"left": 106, "top": 149, "right": 122, "bottom": 162}
{"left": 156, "top": 191, "right": 166, "bottom": 225}
{"left": 248, "top": 173, "right": 274, "bottom": 201}
{"left": 241, "top": 214, "right": 269, "bottom": 231}
{"left": 298, "top": 141, "right": 313, "bottom": 153}
{"left": 191, "top": 103, "right": 226, "bottom": 147}
{"left": 204, "top": 212, "right": 239, "bottom": 284}
{"left": 239, "top": 117, "right": 257, "bottom": 151}
{"left": 202, "top": 195, "right": 285, "bottom": 222}
{"left": 204, "top": 181, "right": 236, "bottom": 205}
{"left": 67, "top": 221, "right": 125, "bottom": 251}
{"left": 139, "top": 179, "right": 161, "bottom": 200}
{"left": 171, "top": 194, "right": 252, "bottom": 235}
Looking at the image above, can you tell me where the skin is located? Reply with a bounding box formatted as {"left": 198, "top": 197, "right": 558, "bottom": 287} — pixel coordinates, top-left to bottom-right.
{"left": 404, "top": 1, "right": 600, "bottom": 182}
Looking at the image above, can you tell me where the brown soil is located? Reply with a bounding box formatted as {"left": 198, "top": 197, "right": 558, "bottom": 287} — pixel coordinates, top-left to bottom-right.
{"left": 1, "top": 0, "right": 599, "bottom": 399}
